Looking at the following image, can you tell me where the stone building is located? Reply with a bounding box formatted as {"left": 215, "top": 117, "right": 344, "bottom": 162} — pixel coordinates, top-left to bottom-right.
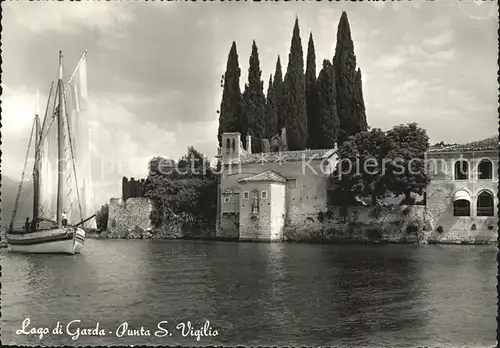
{"left": 216, "top": 130, "right": 338, "bottom": 241}
{"left": 425, "top": 136, "right": 498, "bottom": 242}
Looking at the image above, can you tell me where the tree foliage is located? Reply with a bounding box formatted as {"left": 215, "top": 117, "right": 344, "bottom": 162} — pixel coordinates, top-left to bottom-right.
{"left": 96, "top": 203, "right": 109, "bottom": 231}
{"left": 305, "top": 33, "right": 319, "bottom": 149}
{"left": 216, "top": 13, "right": 370, "bottom": 152}
{"left": 333, "top": 11, "right": 368, "bottom": 145}
{"left": 332, "top": 124, "right": 430, "bottom": 205}
{"left": 279, "top": 18, "right": 308, "bottom": 150}
{"left": 273, "top": 56, "right": 283, "bottom": 133}
{"left": 384, "top": 123, "right": 430, "bottom": 202}
{"left": 264, "top": 74, "right": 278, "bottom": 140}
{"left": 218, "top": 41, "right": 243, "bottom": 147}
{"left": 315, "top": 60, "right": 339, "bottom": 149}
{"left": 241, "top": 40, "right": 267, "bottom": 153}
{"left": 332, "top": 129, "right": 391, "bottom": 205}
{"left": 145, "top": 147, "right": 217, "bottom": 230}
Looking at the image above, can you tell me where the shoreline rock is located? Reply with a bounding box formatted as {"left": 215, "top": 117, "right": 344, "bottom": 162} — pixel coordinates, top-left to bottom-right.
{"left": 86, "top": 229, "right": 497, "bottom": 245}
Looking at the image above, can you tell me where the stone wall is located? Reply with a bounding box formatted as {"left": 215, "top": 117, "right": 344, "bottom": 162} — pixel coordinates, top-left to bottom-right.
{"left": 282, "top": 205, "right": 426, "bottom": 243}
{"left": 282, "top": 204, "right": 497, "bottom": 244}
{"left": 107, "top": 197, "right": 153, "bottom": 237}
{"left": 218, "top": 213, "right": 239, "bottom": 239}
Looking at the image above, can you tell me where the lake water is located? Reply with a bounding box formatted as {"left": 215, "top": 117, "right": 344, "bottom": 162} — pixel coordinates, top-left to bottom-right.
{"left": 1, "top": 240, "right": 497, "bottom": 347}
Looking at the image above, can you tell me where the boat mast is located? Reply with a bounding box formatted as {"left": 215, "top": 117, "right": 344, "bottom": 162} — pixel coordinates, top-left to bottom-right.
{"left": 32, "top": 91, "right": 41, "bottom": 230}
{"left": 56, "top": 51, "right": 65, "bottom": 225}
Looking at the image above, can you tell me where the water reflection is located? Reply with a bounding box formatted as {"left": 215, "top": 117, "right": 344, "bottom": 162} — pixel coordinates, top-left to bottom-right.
{"left": 1, "top": 241, "right": 496, "bottom": 347}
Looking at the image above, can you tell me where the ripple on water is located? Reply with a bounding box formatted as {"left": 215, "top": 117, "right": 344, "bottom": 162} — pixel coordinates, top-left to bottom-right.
{"left": 1, "top": 241, "right": 497, "bottom": 347}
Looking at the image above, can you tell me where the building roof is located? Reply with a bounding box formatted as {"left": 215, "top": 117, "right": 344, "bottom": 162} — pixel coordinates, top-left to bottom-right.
{"left": 428, "top": 136, "right": 498, "bottom": 153}
{"left": 226, "top": 148, "right": 336, "bottom": 165}
{"left": 238, "top": 170, "right": 287, "bottom": 184}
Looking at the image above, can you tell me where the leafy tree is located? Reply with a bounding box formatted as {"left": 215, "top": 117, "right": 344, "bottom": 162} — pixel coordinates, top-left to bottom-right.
{"left": 95, "top": 203, "right": 109, "bottom": 231}
{"left": 218, "top": 41, "right": 243, "bottom": 147}
{"left": 385, "top": 123, "right": 430, "bottom": 203}
{"left": 241, "top": 40, "right": 266, "bottom": 153}
{"left": 315, "top": 60, "right": 339, "bottom": 149}
{"left": 332, "top": 129, "right": 391, "bottom": 205}
{"left": 279, "top": 17, "right": 307, "bottom": 150}
{"left": 333, "top": 11, "right": 368, "bottom": 145}
{"left": 145, "top": 147, "right": 217, "bottom": 231}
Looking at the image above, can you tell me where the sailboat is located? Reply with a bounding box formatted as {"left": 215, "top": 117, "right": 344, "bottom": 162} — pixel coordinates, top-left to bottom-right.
{"left": 6, "top": 50, "right": 97, "bottom": 254}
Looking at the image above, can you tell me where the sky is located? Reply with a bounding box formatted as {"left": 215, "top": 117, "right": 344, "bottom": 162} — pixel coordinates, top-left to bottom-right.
{"left": 2, "top": 1, "right": 498, "bottom": 206}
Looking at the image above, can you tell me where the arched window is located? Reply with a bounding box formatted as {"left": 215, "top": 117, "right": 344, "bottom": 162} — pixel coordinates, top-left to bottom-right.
{"left": 477, "top": 159, "right": 493, "bottom": 180}
{"left": 453, "top": 190, "right": 471, "bottom": 216}
{"left": 231, "top": 139, "right": 236, "bottom": 151}
{"left": 477, "top": 191, "right": 494, "bottom": 216}
{"left": 454, "top": 160, "right": 469, "bottom": 180}
{"left": 226, "top": 138, "right": 231, "bottom": 153}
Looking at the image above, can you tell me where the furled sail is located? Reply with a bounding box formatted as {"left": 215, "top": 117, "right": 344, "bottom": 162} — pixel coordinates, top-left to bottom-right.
{"left": 65, "top": 53, "right": 97, "bottom": 229}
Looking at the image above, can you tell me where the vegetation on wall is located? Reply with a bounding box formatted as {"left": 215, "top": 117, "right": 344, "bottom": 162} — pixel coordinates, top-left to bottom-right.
{"left": 145, "top": 147, "right": 217, "bottom": 231}
{"left": 95, "top": 203, "right": 109, "bottom": 231}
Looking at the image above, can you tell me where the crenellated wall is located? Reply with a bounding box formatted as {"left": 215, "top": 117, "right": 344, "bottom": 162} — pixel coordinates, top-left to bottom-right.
{"left": 122, "top": 177, "right": 147, "bottom": 200}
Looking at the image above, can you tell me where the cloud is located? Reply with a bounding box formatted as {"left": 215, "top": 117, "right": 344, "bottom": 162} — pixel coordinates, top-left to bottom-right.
{"left": 4, "top": 2, "right": 134, "bottom": 34}
{"left": 375, "top": 55, "right": 406, "bottom": 70}
{"left": 422, "top": 30, "right": 455, "bottom": 47}
{"left": 1, "top": 85, "right": 40, "bottom": 135}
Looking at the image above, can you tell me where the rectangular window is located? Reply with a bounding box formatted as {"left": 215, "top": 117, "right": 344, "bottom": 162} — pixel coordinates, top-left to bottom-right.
{"left": 287, "top": 179, "right": 297, "bottom": 189}
{"left": 223, "top": 196, "right": 230, "bottom": 204}
{"left": 261, "top": 191, "right": 268, "bottom": 199}
{"left": 243, "top": 191, "right": 249, "bottom": 200}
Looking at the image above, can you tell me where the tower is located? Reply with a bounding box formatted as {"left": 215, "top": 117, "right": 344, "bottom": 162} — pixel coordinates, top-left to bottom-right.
{"left": 221, "top": 132, "right": 242, "bottom": 163}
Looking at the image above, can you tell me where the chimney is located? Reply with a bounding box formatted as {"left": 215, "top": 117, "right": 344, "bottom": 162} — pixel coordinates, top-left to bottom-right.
{"left": 246, "top": 134, "right": 252, "bottom": 154}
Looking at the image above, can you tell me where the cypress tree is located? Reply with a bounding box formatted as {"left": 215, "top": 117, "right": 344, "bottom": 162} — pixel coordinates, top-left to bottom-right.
{"left": 354, "top": 68, "right": 368, "bottom": 131}
{"left": 316, "top": 60, "right": 339, "bottom": 149}
{"left": 241, "top": 40, "right": 266, "bottom": 153}
{"left": 305, "top": 32, "right": 318, "bottom": 149}
{"left": 217, "top": 41, "right": 242, "bottom": 146}
{"left": 264, "top": 74, "right": 278, "bottom": 139}
{"left": 279, "top": 17, "right": 307, "bottom": 151}
{"left": 273, "top": 56, "right": 283, "bottom": 134}
{"left": 333, "top": 11, "right": 367, "bottom": 145}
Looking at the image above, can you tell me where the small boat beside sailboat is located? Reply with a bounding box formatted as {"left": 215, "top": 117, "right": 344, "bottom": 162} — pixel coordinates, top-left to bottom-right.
{"left": 6, "top": 50, "right": 97, "bottom": 255}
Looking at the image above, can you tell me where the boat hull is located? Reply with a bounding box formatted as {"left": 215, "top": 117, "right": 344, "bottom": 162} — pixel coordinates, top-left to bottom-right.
{"left": 6, "top": 227, "right": 85, "bottom": 255}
